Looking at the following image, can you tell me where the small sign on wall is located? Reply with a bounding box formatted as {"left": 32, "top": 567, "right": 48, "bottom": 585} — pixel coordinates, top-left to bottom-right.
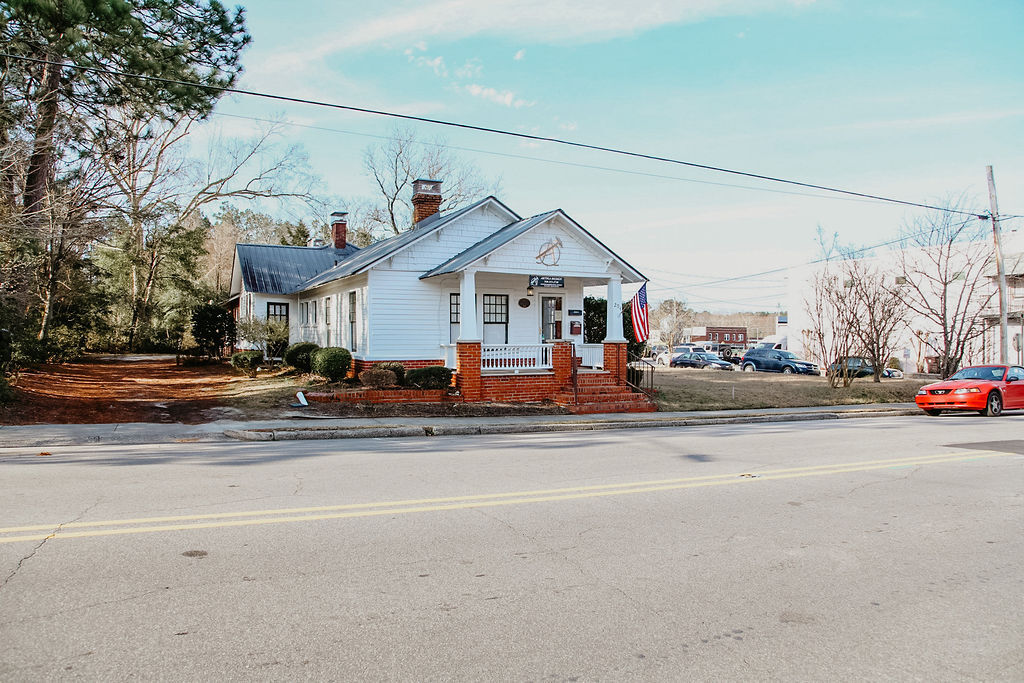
{"left": 567, "top": 309, "right": 582, "bottom": 316}
{"left": 529, "top": 275, "right": 564, "bottom": 288}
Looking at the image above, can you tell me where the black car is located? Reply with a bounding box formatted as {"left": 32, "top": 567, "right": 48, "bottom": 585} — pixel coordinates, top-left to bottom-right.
{"left": 671, "top": 352, "right": 734, "bottom": 370}
{"left": 829, "top": 356, "right": 875, "bottom": 378}
{"left": 740, "top": 347, "right": 818, "bottom": 374}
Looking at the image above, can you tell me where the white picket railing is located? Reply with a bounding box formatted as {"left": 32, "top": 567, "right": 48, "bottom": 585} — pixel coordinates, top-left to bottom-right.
{"left": 440, "top": 344, "right": 457, "bottom": 368}
{"left": 481, "top": 344, "right": 553, "bottom": 370}
{"left": 578, "top": 343, "right": 604, "bottom": 369}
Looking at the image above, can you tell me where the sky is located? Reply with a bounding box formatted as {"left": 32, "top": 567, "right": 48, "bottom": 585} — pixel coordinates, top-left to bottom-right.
{"left": 197, "top": 0, "right": 1024, "bottom": 312}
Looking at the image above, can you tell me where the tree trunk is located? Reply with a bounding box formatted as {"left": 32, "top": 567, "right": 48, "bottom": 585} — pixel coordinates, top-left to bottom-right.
{"left": 24, "top": 52, "right": 64, "bottom": 220}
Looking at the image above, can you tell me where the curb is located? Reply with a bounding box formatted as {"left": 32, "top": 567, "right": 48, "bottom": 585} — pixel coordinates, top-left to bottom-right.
{"left": 223, "top": 407, "right": 919, "bottom": 442}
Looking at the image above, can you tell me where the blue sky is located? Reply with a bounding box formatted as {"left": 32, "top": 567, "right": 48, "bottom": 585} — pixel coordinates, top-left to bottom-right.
{"left": 200, "top": 0, "right": 1024, "bottom": 311}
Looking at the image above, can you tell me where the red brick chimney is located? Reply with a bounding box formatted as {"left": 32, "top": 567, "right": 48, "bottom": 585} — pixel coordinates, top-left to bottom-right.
{"left": 411, "top": 178, "right": 442, "bottom": 224}
{"left": 330, "top": 211, "right": 347, "bottom": 249}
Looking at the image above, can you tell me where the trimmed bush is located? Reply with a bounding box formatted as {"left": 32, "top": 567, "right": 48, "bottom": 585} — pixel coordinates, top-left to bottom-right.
{"left": 0, "top": 376, "right": 14, "bottom": 405}
{"left": 374, "top": 361, "right": 406, "bottom": 385}
{"left": 231, "top": 350, "right": 264, "bottom": 378}
{"left": 405, "top": 365, "right": 452, "bottom": 390}
{"left": 284, "top": 342, "right": 320, "bottom": 372}
{"left": 311, "top": 347, "right": 352, "bottom": 382}
{"left": 359, "top": 368, "right": 397, "bottom": 388}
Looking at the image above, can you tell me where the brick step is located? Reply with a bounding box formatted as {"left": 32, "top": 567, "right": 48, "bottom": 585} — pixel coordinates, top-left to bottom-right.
{"left": 573, "top": 374, "right": 621, "bottom": 385}
{"left": 552, "top": 387, "right": 638, "bottom": 403}
{"left": 557, "top": 384, "right": 633, "bottom": 396}
{"left": 566, "top": 400, "right": 658, "bottom": 415}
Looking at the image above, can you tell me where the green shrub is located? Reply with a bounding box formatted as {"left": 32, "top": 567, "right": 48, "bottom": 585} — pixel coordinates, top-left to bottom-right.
{"left": 359, "top": 368, "right": 396, "bottom": 388}
{"left": 231, "top": 349, "right": 264, "bottom": 378}
{"left": 405, "top": 365, "right": 452, "bottom": 390}
{"left": 0, "top": 376, "right": 15, "bottom": 405}
{"left": 284, "top": 342, "right": 320, "bottom": 372}
{"left": 191, "top": 304, "right": 236, "bottom": 358}
{"left": 310, "top": 347, "right": 352, "bottom": 382}
{"left": 374, "top": 361, "right": 406, "bottom": 385}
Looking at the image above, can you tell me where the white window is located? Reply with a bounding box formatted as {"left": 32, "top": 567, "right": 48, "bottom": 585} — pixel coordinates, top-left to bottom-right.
{"left": 725, "top": 333, "right": 731, "bottom": 341}
{"left": 348, "top": 291, "right": 357, "bottom": 352}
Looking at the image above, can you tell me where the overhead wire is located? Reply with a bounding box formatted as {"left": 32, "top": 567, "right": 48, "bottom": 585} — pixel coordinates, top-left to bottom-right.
{"left": 0, "top": 52, "right": 1005, "bottom": 219}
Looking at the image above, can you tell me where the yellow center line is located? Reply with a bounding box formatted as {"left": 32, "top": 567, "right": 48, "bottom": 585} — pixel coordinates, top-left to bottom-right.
{"left": 0, "top": 450, "right": 1008, "bottom": 544}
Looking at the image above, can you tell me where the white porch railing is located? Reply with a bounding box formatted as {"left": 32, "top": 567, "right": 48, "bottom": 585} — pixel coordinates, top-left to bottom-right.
{"left": 441, "top": 344, "right": 457, "bottom": 368}
{"left": 578, "top": 343, "right": 604, "bottom": 369}
{"left": 482, "top": 343, "right": 552, "bottom": 371}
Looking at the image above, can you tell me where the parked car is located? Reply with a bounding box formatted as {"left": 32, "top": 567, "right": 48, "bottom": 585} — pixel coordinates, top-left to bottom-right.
{"left": 646, "top": 344, "right": 668, "bottom": 361}
{"left": 882, "top": 367, "right": 904, "bottom": 379}
{"left": 915, "top": 364, "right": 1024, "bottom": 417}
{"left": 656, "top": 344, "right": 698, "bottom": 365}
{"left": 671, "top": 351, "right": 734, "bottom": 370}
{"left": 740, "top": 347, "right": 818, "bottom": 374}
{"left": 828, "top": 356, "right": 875, "bottom": 378}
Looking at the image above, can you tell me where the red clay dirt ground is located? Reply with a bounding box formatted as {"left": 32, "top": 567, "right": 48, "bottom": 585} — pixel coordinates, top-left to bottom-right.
{"left": 0, "top": 354, "right": 569, "bottom": 425}
{"left": 1, "top": 355, "right": 241, "bottom": 425}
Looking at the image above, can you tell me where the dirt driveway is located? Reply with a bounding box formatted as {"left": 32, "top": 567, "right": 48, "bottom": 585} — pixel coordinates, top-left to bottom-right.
{"left": 1, "top": 355, "right": 244, "bottom": 425}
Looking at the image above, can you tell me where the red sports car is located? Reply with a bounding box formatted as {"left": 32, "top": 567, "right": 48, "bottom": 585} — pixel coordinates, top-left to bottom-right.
{"left": 915, "top": 364, "right": 1024, "bottom": 416}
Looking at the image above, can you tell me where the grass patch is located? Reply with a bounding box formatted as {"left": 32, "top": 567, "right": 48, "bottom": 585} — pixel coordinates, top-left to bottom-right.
{"left": 654, "top": 368, "right": 928, "bottom": 412}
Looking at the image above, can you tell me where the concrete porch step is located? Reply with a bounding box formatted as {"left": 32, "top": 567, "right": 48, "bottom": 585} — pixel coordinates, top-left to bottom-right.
{"left": 566, "top": 400, "right": 659, "bottom": 414}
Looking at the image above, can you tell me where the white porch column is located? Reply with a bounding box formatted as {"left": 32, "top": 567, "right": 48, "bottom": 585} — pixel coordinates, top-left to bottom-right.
{"left": 604, "top": 274, "right": 626, "bottom": 342}
{"left": 459, "top": 269, "right": 481, "bottom": 341}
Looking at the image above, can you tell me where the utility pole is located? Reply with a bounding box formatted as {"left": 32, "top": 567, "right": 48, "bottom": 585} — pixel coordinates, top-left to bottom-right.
{"left": 986, "top": 165, "right": 1009, "bottom": 364}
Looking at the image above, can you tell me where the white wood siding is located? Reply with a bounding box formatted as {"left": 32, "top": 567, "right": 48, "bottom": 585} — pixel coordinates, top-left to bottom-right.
{"left": 386, "top": 205, "right": 513, "bottom": 272}
{"left": 368, "top": 269, "right": 444, "bottom": 360}
{"left": 477, "top": 216, "right": 612, "bottom": 277}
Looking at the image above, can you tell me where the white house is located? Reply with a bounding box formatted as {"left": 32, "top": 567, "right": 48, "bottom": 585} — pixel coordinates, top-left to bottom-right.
{"left": 228, "top": 180, "right": 655, "bottom": 412}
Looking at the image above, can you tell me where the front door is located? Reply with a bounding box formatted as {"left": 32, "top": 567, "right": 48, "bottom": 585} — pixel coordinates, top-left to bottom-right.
{"left": 541, "top": 296, "right": 562, "bottom": 341}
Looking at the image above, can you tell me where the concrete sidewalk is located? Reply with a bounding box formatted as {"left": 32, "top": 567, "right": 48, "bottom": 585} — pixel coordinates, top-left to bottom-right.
{"left": 0, "top": 403, "right": 920, "bottom": 448}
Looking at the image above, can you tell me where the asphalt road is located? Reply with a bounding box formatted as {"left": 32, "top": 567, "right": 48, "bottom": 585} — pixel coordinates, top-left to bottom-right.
{"left": 1, "top": 416, "right": 1022, "bottom": 681}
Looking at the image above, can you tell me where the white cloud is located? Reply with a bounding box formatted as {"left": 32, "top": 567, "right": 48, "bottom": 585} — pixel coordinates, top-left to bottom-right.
{"left": 514, "top": 49, "right": 526, "bottom": 61}
{"left": 310, "top": 0, "right": 816, "bottom": 54}
{"left": 455, "top": 58, "right": 484, "bottom": 79}
{"left": 558, "top": 121, "right": 578, "bottom": 132}
{"left": 408, "top": 53, "right": 448, "bottom": 76}
{"left": 463, "top": 83, "right": 534, "bottom": 108}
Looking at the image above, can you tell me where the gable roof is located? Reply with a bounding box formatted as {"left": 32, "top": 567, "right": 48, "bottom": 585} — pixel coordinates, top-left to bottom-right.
{"left": 236, "top": 243, "right": 360, "bottom": 295}
{"left": 297, "top": 196, "right": 519, "bottom": 291}
{"left": 419, "top": 208, "right": 647, "bottom": 283}
{"left": 419, "top": 211, "right": 559, "bottom": 279}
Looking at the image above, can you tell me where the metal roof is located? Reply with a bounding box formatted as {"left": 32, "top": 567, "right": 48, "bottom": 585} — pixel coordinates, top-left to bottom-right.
{"left": 236, "top": 243, "right": 360, "bottom": 295}
{"left": 297, "top": 196, "right": 518, "bottom": 290}
{"left": 419, "top": 211, "right": 558, "bottom": 279}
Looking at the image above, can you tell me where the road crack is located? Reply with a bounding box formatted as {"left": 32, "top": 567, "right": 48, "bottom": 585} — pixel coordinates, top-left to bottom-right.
{"left": 1, "top": 499, "right": 101, "bottom": 592}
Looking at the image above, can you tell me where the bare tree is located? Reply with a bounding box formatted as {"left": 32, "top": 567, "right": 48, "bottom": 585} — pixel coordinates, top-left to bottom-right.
{"left": 804, "top": 265, "right": 860, "bottom": 387}
{"left": 895, "top": 207, "right": 995, "bottom": 378}
{"left": 841, "top": 255, "right": 907, "bottom": 382}
{"left": 96, "top": 111, "right": 315, "bottom": 350}
{"left": 361, "top": 127, "right": 500, "bottom": 238}
{"left": 650, "top": 299, "right": 693, "bottom": 344}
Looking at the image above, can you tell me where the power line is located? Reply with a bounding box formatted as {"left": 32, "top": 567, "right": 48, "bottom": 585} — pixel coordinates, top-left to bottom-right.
{"left": 1, "top": 52, "right": 1001, "bottom": 219}
{"left": 649, "top": 219, "right": 984, "bottom": 293}
{"left": 209, "top": 112, "right": 893, "bottom": 207}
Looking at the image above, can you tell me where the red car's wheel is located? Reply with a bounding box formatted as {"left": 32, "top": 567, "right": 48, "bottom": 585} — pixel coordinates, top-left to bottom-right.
{"left": 924, "top": 409, "right": 942, "bottom": 416}
{"left": 980, "top": 391, "right": 1003, "bottom": 417}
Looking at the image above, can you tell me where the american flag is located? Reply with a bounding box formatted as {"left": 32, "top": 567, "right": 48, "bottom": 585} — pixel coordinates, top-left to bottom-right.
{"left": 630, "top": 283, "right": 650, "bottom": 343}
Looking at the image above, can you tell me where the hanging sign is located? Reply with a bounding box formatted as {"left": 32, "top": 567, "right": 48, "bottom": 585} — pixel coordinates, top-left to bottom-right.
{"left": 529, "top": 275, "right": 564, "bottom": 288}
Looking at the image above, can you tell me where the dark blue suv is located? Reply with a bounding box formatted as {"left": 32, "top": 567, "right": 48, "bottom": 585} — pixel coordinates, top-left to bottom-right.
{"left": 740, "top": 347, "right": 819, "bottom": 375}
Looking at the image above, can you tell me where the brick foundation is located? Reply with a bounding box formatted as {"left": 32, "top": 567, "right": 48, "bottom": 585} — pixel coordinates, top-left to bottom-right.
{"left": 351, "top": 358, "right": 445, "bottom": 373}
{"left": 480, "top": 373, "right": 559, "bottom": 402}
{"left": 455, "top": 341, "right": 482, "bottom": 401}
{"left": 307, "top": 389, "right": 451, "bottom": 404}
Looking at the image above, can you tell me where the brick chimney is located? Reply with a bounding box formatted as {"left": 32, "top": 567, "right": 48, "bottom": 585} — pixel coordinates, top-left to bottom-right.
{"left": 330, "top": 211, "right": 348, "bottom": 249}
{"left": 411, "top": 178, "right": 442, "bottom": 224}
